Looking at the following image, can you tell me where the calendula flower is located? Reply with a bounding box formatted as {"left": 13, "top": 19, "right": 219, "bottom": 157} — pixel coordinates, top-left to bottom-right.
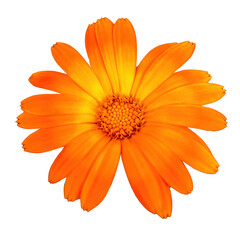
{"left": 17, "top": 17, "right": 226, "bottom": 218}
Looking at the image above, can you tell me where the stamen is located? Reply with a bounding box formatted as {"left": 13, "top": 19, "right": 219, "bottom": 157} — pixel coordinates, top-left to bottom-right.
{"left": 97, "top": 95, "right": 145, "bottom": 139}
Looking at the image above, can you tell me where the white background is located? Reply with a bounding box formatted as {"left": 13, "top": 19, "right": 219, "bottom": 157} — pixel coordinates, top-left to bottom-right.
{"left": 1, "top": 0, "right": 239, "bottom": 239}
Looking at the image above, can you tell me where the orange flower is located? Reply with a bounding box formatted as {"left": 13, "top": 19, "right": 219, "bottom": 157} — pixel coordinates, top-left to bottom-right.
{"left": 17, "top": 18, "right": 226, "bottom": 218}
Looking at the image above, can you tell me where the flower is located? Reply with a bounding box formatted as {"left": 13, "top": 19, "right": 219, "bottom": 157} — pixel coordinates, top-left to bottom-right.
{"left": 17, "top": 17, "right": 226, "bottom": 218}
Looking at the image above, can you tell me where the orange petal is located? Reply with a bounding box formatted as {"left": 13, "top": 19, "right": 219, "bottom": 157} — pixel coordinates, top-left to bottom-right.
{"left": 17, "top": 112, "right": 96, "bottom": 129}
{"left": 131, "top": 42, "right": 177, "bottom": 96}
{"left": 122, "top": 139, "right": 172, "bottom": 218}
{"left": 113, "top": 18, "right": 137, "bottom": 95}
{"left": 146, "top": 105, "right": 227, "bottom": 131}
{"left": 145, "top": 83, "right": 226, "bottom": 111}
{"left": 49, "top": 130, "right": 108, "bottom": 184}
{"left": 132, "top": 133, "right": 193, "bottom": 194}
{"left": 22, "top": 124, "right": 96, "bottom": 153}
{"left": 85, "top": 23, "right": 113, "bottom": 95}
{"left": 141, "top": 124, "right": 219, "bottom": 173}
{"left": 136, "top": 41, "right": 196, "bottom": 101}
{"left": 144, "top": 70, "right": 211, "bottom": 105}
{"left": 95, "top": 18, "right": 120, "bottom": 93}
{"left": 21, "top": 94, "right": 96, "bottom": 115}
{"left": 51, "top": 42, "right": 105, "bottom": 101}
{"left": 81, "top": 139, "right": 121, "bottom": 211}
{"left": 28, "top": 71, "right": 96, "bottom": 103}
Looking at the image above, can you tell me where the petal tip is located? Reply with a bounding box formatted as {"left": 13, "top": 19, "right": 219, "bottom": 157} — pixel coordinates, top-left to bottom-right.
{"left": 81, "top": 202, "right": 88, "bottom": 211}
{"left": 182, "top": 41, "right": 196, "bottom": 51}
{"left": 116, "top": 17, "right": 130, "bottom": 22}
{"left": 22, "top": 143, "right": 27, "bottom": 152}
{"left": 51, "top": 43, "right": 57, "bottom": 49}
{"left": 81, "top": 199, "right": 95, "bottom": 212}
{"left": 48, "top": 177, "right": 55, "bottom": 184}
{"left": 51, "top": 42, "right": 64, "bottom": 51}
{"left": 156, "top": 210, "right": 172, "bottom": 219}
{"left": 215, "top": 165, "right": 220, "bottom": 173}
{"left": 224, "top": 120, "right": 228, "bottom": 127}
{"left": 16, "top": 117, "right": 20, "bottom": 124}
{"left": 48, "top": 169, "right": 57, "bottom": 184}
{"left": 96, "top": 17, "right": 112, "bottom": 25}
{"left": 28, "top": 73, "right": 34, "bottom": 82}
{"left": 209, "top": 165, "right": 219, "bottom": 174}
{"left": 204, "top": 72, "right": 212, "bottom": 82}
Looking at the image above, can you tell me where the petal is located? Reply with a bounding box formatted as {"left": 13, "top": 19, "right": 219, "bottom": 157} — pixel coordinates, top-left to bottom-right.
{"left": 29, "top": 71, "right": 96, "bottom": 103}
{"left": 85, "top": 23, "right": 113, "bottom": 95}
{"left": 113, "top": 18, "right": 137, "bottom": 95}
{"left": 136, "top": 41, "right": 196, "bottom": 101}
{"left": 51, "top": 42, "right": 105, "bottom": 101}
{"left": 145, "top": 83, "right": 226, "bottom": 111}
{"left": 142, "top": 124, "right": 219, "bottom": 173}
{"left": 144, "top": 70, "right": 211, "bottom": 105}
{"left": 21, "top": 94, "right": 96, "bottom": 115}
{"left": 146, "top": 105, "right": 227, "bottom": 131}
{"left": 132, "top": 133, "right": 193, "bottom": 194}
{"left": 131, "top": 43, "right": 177, "bottom": 96}
{"left": 17, "top": 112, "right": 96, "bottom": 129}
{"left": 22, "top": 124, "right": 96, "bottom": 153}
{"left": 49, "top": 129, "right": 108, "bottom": 184}
{"left": 95, "top": 18, "right": 120, "bottom": 93}
{"left": 81, "top": 140, "right": 121, "bottom": 211}
{"left": 122, "top": 139, "right": 172, "bottom": 218}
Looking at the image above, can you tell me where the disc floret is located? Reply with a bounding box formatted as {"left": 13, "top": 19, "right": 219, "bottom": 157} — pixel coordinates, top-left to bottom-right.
{"left": 97, "top": 95, "right": 145, "bottom": 139}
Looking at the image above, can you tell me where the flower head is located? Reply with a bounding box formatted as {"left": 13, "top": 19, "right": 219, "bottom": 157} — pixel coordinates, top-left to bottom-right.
{"left": 17, "top": 17, "right": 226, "bottom": 218}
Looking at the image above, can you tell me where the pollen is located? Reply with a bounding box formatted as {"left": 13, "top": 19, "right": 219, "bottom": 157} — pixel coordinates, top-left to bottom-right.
{"left": 97, "top": 95, "right": 145, "bottom": 139}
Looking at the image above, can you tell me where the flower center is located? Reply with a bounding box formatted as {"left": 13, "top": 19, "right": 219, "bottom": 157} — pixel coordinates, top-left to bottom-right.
{"left": 97, "top": 95, "right": 145, "bottom": 139}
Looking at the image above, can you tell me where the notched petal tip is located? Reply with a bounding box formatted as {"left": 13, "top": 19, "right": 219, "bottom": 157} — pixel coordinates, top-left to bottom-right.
{"left": 224, "top": 119, "right": 228, "bottom": 127}
{"left": 51, "top": 42, "right": 64, "bottom": 51}
{"left": 63, "top": 180, "right": 79, "bottom": 202}
{"left": 96, "top": 17, "right": 112, "bottom": 25}
{"left": 222, "top": 88, "right": 227, "bottom": 95}
{"left": 190, "top": 42, "right": 196, "bottom": 50}
{"left": 51, "top": 43, "right": 57, "bottom": 49}
{"left": 64, "top": 194, "right": 75, "bottom": 202}
{"left": 183, "top": 41, "right": 196, "bottom": 51}
{"left": 181, "top": 40, "right": 195, "bottom": 45}
{"left": 185, "top": 41, "right": 196, "bottom": 47}
{"left": 161, "top": 214, "right": 170, "bottom": 219}
{"left": 81, "top": 202, "right": 91, "bottom": 212}
{"left": 207, "top": 73, "right": 212, "bottom": 81}
{"left": 213, "top": 165, "right": 220, "bottom": 174}
{"left": 115, "top": 17, "right": 130, "bottom": 23}
{"left": 187, "top": 188, "right": 193, "bottom": 195}
{"left": 207, "top": 164, "right": 219, "bottom": 174}
{"left": 87, "top": 22, "right": 95, "bottom": 29}
{"left": 155, "top": 210, "right": 172, "bottom": 219}
{"left": 22, "top": 143, "right": 27, "bottom": 152}
{"left": 180, "top": 185, "right": 193, "bottom": 195}
{"left": 16, "top": 117, "right": 20, "bottom": 124}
